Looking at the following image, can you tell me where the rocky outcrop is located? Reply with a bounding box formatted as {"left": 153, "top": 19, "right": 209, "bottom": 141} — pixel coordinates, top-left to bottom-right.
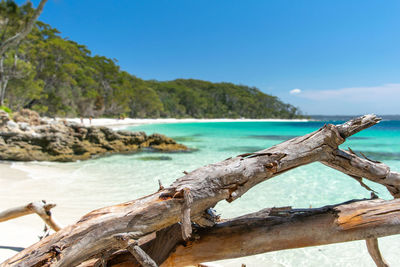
{"left": 13, "top": 109, "right": 42, "bottom": 126}
{"left": 0, "top": 110, "right": 188, "bottom": 162}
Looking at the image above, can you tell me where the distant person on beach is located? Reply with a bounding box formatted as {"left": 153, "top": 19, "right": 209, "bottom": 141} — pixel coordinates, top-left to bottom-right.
{"left": 80, "top": 116, "right": 84, "bottom": 124}
{"left": 89, "top": 116, "right": 92, "bottom": 125}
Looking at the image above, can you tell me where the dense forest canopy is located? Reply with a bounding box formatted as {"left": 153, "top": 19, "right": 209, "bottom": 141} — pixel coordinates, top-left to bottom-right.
{"left": 0, "top": 0, "right": 304, "bottom": 119}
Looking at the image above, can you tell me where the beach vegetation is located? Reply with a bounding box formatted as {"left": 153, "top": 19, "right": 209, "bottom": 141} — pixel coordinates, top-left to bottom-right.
{"left": 0, "top": 105, "right": 11, "bottom": 114}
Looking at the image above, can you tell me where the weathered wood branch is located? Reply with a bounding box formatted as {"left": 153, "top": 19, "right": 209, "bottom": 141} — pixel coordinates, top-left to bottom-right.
{"left": 366, "top": 238, "right": 389, "bottom": 267}
{"left": 84, "top": 198, "right": 400, "bottom": 267}
{"left": 0, "top": 0, "right": 48, "bottom": 56}
{"left": 322, "top": 147, "right": 400, "bottom": 266}
{"left": 322, "top": 148, "right": 400, "bottom": 198}
{"left": 181, "top": 188, "right": 193, "bottom": 240}
{"left": 162, "top": 198, "right": 400, "bottom": 266}
{"left": 3, "top": 114, "right": 398, "bottom": 267}
{"left": 0, "top": 200, "right": 62, "bottom": 231}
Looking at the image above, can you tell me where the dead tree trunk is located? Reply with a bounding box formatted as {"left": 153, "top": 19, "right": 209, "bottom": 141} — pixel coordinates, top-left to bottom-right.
{"left": 2, "top": 114, "right": 400, "bottom": 267}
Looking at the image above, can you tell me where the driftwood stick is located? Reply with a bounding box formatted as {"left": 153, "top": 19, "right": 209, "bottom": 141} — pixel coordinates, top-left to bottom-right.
{"left": 366, "top": 238, "right": 389, "bottom": 267}
{"left": 158, "top": 180, "right": 164, "bottom": 191}
{"left": 0, "top": 204, "right": 37, "bottom": 222}
{"left": 336, "top": 114, "right": 381, "bottom": 138}
{"left": 322, "top": 149, "right": 400, "bottom": 197}
{"left": 39, "top": 225, "right": 51, "bottom": 240}
{"left": 114, "top": 234, "right": 158, "bottom": 267}
{"left": 181, "top": 188, "right": 193, "bottom": 240}
{"left": 0, "top": 200, "right": 62, "bottom": 231}
{"left": 349, "top": 175, "right": 377, "bottom": 193}
{"left": 2, "top": 115, "right": 391, "bottom": 267}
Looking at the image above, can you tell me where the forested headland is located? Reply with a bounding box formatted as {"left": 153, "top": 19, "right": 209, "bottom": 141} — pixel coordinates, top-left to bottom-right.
{"left": 0, "top": 1, "right": 303, "bottom": 119}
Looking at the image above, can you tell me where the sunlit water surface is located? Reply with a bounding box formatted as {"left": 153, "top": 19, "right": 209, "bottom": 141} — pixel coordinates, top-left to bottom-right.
{"left": 2, "top": 120, "right": 400, "bottom": 266}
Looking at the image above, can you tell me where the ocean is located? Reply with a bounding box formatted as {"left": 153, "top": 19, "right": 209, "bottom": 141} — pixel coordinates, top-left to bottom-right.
{"left": 3, "top": 119, "right": 400, "bottom": 266}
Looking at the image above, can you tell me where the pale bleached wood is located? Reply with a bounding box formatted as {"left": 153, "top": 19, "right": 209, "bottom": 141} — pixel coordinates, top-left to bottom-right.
{"left": 366, "top": 238, "right": 389, "bottom": 267}
{"left": 0, "top": 200, "right": 62, "bottom": 231}
{"left": 181, "top": 188, "right": 193, "bottom": 240}
{"left": 3, "top": 115, "right": 395, "bottom": 267}
{"left": 0, "top": 204, "right": 35, "bottom": 222}
{"left": 322, "top": 149, "right": 400, "bottom": 198}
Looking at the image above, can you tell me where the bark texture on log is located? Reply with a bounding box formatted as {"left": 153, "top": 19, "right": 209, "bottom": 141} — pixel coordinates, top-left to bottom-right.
{"left": 3, "top": 114, "right": 399, "bottom": 267}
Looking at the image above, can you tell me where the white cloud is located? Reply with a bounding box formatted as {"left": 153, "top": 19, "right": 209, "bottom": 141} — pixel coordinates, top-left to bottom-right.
{"left": 290, "top": 83, "right": 400, "bottom": 115}
{"left": 298, "top": 83, "right": 400, "bottom": 101}
{"left": 290, "top": 88, "right": 301, "bottom": 95}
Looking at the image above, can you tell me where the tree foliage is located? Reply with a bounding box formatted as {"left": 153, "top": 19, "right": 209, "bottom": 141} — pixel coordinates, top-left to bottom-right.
{"left": 0, "top": 1, "right": 304, "bottom": 119}
{"left": 0, "top": 0, "right": 47, "bottom": 106}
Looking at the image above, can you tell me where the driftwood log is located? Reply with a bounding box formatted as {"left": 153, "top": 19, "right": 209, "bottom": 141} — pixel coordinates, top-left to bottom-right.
{"left": 2, "top": 114, "right": 400, "bottom": 267}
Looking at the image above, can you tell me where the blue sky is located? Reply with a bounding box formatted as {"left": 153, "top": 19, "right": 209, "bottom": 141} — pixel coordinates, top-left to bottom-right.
{"left": 24, "top": 0, "right": 400, "bottom": 115}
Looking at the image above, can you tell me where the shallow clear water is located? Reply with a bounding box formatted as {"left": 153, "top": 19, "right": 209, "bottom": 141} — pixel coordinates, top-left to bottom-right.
{"left": 3, "top": 120, "right": 400, "bottom": 266}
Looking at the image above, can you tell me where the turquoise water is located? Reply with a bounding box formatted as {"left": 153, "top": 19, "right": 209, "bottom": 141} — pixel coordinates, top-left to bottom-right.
{"left": 3, "top": 120, "right": 400, "bottom": 266}
{"left": 128, "top": 120, "right": 400, "bottom": 206}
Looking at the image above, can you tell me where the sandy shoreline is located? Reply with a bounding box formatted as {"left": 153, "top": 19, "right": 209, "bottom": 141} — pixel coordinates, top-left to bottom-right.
{"left": 60, "top": 117, "right": 310, "bottom": 128}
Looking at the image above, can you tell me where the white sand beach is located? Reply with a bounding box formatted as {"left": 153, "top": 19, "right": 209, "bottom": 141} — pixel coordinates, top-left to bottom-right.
{"left": 0, "top": 162, "right": 92, "bottom": 261}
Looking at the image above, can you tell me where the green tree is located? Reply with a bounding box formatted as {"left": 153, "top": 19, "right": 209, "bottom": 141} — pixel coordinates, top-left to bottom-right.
{"left": 0, "top": 0, "right": 47, "bottom": 105}
{"left": 130, "top": 85, "right": 164, "bottom": 118}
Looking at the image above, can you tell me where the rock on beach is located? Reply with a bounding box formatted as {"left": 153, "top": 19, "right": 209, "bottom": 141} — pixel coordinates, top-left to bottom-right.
{"left": 0, "top": 110, "right": 188, "bottom": 162}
